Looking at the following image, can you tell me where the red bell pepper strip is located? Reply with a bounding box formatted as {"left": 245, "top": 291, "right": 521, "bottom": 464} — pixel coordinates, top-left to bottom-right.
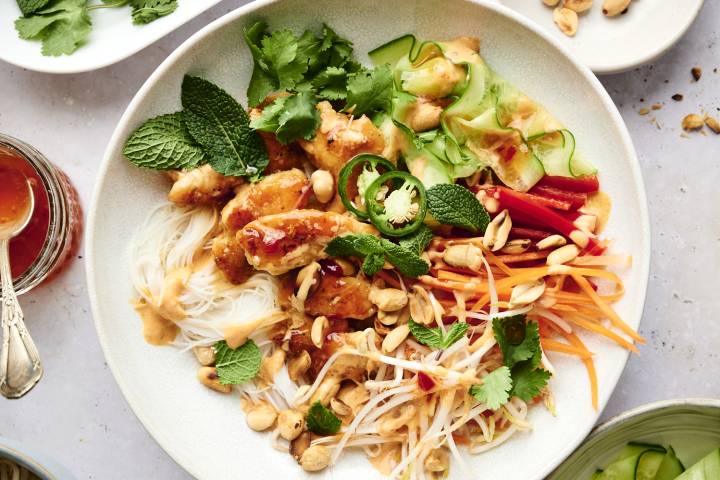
{"left": 529, "top": 185, "right": 587, "bottom": 210}
{"left": 536, "top": 175, "right": 599, "bottom": 193}
{"left": 480, "top": 186, "right": 573, "bottom": 211}
{"left": 492, "top": 186, "right": 599, "bottom": 251}
{"left": 509, "top": 227, "right": 554, "bottom": 241}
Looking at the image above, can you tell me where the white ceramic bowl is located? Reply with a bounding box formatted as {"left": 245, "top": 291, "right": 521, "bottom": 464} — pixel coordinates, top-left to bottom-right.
{"left": 550, "top": 399, "right": 720, "bottom": 479}
{"left": 498, "top": 0, "right": 704, "bottom": 74}
{"left": 0, "top": 436, "right": 76, "bottom": 480}
{"left": 86, "top": 1, "right": 651, "bottom": 479}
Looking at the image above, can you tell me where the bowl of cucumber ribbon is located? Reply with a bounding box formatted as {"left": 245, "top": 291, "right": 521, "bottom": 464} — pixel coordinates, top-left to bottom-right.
{"left": 550, "top": 399, "right": 720, "bottom": 480}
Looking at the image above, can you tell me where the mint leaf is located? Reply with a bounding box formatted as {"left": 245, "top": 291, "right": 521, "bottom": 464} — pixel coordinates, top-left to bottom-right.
{"left": 397, "top": 225, "right": 434, "bottom": 255}
{"left": 181, "top": 75, "right": 268, "bottom": 178}
{"left": 510, "top": 363, "right": 551, "bottom": 402}
{"left": 306, "top": 401, "right": 341, "bottom": 435}
{"left": 16, "top": 0, "right": 51, "bottom": 16}
{"left": 362, "top": 253, "right": 386, "bottom": 276}
{"left": 492, "top": 316, "right": 541, "bottom": 369}
{"left": 15, "top": 0, "right": 91, "bottom": 57}
{"left": 214, "top": 340, "right": 262, "bottom": 385}
{"left": 345, "top": 65, "right": 393, "bottom": 116}
{"left": 380, "top": 239, "right": 430, "bottom": 277}
{"left": 129, "top": 0, "right": 177, "bottom": 24}
{"left": 408, "top": 319, "right": 469, "bottom": 350}
{"left": 123, "top": 112, "right": 205, "bottom": 170}
{"left": 469, "top": 366, "right": 512, "bottom": 410}
{"left": 325, "top": 235, "right": 365, "bottom": 258}
{"left": 427, "top": 184, "right": 490, "bottom": 233}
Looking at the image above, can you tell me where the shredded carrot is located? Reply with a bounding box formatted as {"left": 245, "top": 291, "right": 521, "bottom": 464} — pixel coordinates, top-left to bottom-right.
{"left": 557, "top": 311, "right": 638, "bottom": 353}
{"left": 494, "top": 251, "right": 550, "bottom": 264}
{"left": 482, "top": 250, "right": 514, "bottom": 276}
{"left": 377, "top": 270, "right": 401, "bottom": 289}
{"left": 541, "top": 339, "right": 593, "bottom": 358}
{"left": 557, "top": 330, "right": 598, "bottom": 410}
{"left": 571, "top": 274, "right": 644, "bottom": 344}
{"left": 437, "top": 270, "right": 477, "bottom": 283}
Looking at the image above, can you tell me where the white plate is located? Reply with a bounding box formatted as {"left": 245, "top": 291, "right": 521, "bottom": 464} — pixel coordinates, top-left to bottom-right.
{"left": 0, "top": 0, "right": 223, "bottom": 74}
{"left": 86, "top": 1, "right": 651, "bottom": 479}
{"left": 498, "top": 0, "right": 704, "bottom": 74}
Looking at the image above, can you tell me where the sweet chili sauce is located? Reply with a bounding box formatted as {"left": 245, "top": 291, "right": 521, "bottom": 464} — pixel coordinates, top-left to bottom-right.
{"left": 0, "top": 149, "right": 50, "bottom": 280}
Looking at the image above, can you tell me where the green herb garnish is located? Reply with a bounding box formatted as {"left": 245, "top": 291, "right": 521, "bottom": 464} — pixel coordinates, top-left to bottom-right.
{"left": 407, "top": 319, "right": 469, "bottom": 350}
{"left": 249, "top": 91, "right": 320, "bottom": 145}
{"left": 325, "top": 234, "right": 430, "bottom": 278}
{"left": 213, "top": 340, "right": 262, "bottom": 385}
{"left": 469, "top": 366, "right": 512, "bottom": 410}
{"left": 397, "top": 225, "right": 434, "bottom": 255}
{"left": 16, "top": 0, "right": 51, "bottom": 16}
{"left": 345, "top": 64, "right": 393, "bottom": 116}
{"left": 123, "top": 112, "right": 205, "bottom": 170}
{"left": 306, "top": 401, "right": 342, "bottom": 435}
{"left": 426, "top": 183, "right": 490, "bottom": 233}
{"left": 181, "top": 75, "right": 268, "bottom": 179}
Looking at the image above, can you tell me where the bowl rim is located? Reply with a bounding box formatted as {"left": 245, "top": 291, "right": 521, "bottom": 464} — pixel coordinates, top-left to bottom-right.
{"left": 85, "top": 0, "right": 651, "bottom": 478}
{"left": 0, "top": 436, "right": 74, "bottom": 480}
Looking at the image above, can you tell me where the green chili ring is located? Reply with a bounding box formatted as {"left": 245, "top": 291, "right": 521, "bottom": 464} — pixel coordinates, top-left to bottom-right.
{"left": 365, "top": 171, "right": 428, "bottom": 237}
{"left": 338, "top": 154, "right": 396, "bottom": 219}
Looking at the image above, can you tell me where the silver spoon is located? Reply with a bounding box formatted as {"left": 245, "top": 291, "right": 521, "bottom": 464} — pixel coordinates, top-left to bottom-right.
{"left": 0, "top": 178, "right": 42, "bottom": 398}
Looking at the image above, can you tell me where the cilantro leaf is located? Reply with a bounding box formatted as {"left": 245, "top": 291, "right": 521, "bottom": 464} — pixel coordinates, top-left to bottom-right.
{"left": 181, "top": 75, "right": 268, "bottom": 178}
{"left": 380, "top": 239, "right": 430, "bottom": 277}
{"left": 15, "top": 0, "right": 91, "bottom": 57}
{"left": 408, "top": 319, "right": 469, "bottom": 350}
{"left": 397, "top": 225, "right": 434, "bottom": 255}
{"left": 249, "top": 92, "right": 321, "bottom": 145}
{"left": 510, "top": 362, "right": 551, "bottom": 402}
{"left": 306, "top": 401, "right": 341, "bottom": 435}
{"left": 426, "top": 184, "right": 491, "bottom": 233}
{"left": 325, "top": 234, "right": 428, "bottom": 278}
{"left": 312, "top": 66, "right": 348, "bottom": 100}
{"left": 214, "top": 340, "right": 262, "bottom": 385}
{"left": 260, "top": 29, "right": 307, "bottom": 91}
{"left": 469, "top": 366, "right": 512, "bottom": 410}
{"left": 345, "top": 65, "right": 393, "bottom": 116}
{"left": 319, "top": 24, "right": 355, "bottom": 69}
{"left": 16, "top": 0, "right": 51, "bottom": 16}
{"left": 122, "top": 112, "right": 205, "bottom": 170}
{"left": 244, "top": 21, "right": 278, "bottom": 107}
{"left": 129, "top": 0, "right": 177, "bottom": 25}
{"left": 492, "top": 316, "right": 541, "bottom": 369}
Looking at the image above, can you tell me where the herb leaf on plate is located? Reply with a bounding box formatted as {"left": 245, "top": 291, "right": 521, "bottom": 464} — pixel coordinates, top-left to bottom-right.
{"left": 325, "top": 234, "right": 429, "bottom": 278}
{"left": 426, "top": 183, "right": 490, "bottom": 233}
{"left": 306, "top": 401, "right": 342, "bottom": 435}
{"left": 249, "top": 91, "right": 321, "bottom": 144}
{"left": 397, "top": 225, "right": 434, "bottom": 255}
{"left": 345, "top": 65, "right": 393, "bottom": 116}
{"left": 15, "top": 0, "right": 91, "bottom": 57}
{"left": 16, "top": 0, "right": 52, "bottom": 16}
{"left": 469, "top": 366, "right": 512, "bottom": 410}
{"left": 181, "top": 75, "right": 268, "bottom": 178}
{"left": 128, "top": 0, "right": 178, "bottom": 25}
{"left": 123, "top": 112, "right": 205, "bottom": 170}
{"left": 213, "top": 340, "right": 262, "bottom": 385}
{"left": 408, "top": 319, "right": 469, "bottom": 350}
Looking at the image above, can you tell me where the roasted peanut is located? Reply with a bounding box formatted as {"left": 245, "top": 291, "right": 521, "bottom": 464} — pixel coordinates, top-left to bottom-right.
{"left": 381, "top": 324, "right": 410, "bottom": 353}
{"left": 500, "top": 238, "right": 531, "bottom": 255}
{"left": 310, "top": 169, "right": 335, "bottom": 203}
{"left": 300, "top": 445, "right": 331, "bottom": 472}
{"left": 509, "top": 280, "right": 546, "bottom": 307}
{"left": 290, "top": 431, "right": 311, "bottom": 461}
{"left": 554, "top": 7, "right": 579, "bottom": 36}
{"left": 278, "top": 409, "right": 305, "bottom": 441}
{"left": 682, "top": 114, "right": 704, "bottom": 131}
{"left": 408, "top": 285, "right": 434, "bottom": 325}
{"left": 602, "top": 0, "right": 631, "bottom": 16}
{"left": 288, "top": 350, "right": 312, "bottom": 382}
{"left": 547, "top": 244, "right": 580, "bottom": 265}
{"left": 564, "top": 0, "right": 593, "bottom": 12}
{"left": 543, "top": 0, "right": 561, "bottom": 5}
{"left": 537, "top": 234, "right": 567, "bottom": 250}
{"left": 197, "top": 366, "right": 232, "bottom": 393}
{"left": 295, "top": 262, "right": 320, "bottom": 302}
{"left": 193, "top": 346, "right": 215, "bottom": 366}
{"left": 442, "top": 244, "right": 484, "bottom": 271}
{"left": 483, "top": 209, "right": 512, "bottom": 251}
{"left": 311, "top": 316, "right": 329, "bottom": 348}
{"left": 246, "top": 403, "right": 277, "bottom": 431}
{"left": 369, "top": 288, "right": 408, "bottom": 312}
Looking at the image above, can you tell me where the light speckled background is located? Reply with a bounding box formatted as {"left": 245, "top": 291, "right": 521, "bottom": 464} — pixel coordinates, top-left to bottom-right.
{"left": 0, "top": 1, "right": 718, "bottom": 479}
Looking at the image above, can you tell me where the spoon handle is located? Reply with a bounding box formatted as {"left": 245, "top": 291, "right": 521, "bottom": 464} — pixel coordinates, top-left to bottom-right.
{"left": 0, "top": 239, "right": 43, "bottom": 399}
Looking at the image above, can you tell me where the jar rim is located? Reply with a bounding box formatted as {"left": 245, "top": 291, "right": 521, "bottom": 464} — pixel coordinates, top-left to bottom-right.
{"left": 0, "top": 133, "right": 71, "bottom": 295}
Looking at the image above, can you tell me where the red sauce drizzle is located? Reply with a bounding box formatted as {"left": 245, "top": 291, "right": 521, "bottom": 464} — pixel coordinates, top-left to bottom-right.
{"left": 0, "top": 149, "right": 50, "bottom": 280}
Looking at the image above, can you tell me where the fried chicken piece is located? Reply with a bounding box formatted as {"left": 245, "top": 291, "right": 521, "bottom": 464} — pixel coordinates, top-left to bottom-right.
{"left": 304, "top": 270, "right": 375, "bottom": 320}
{"left": 213, "top": 169, "right": 310, "bottom": 283}
{"left": 167, "top": 164, "right": 242, "bottom": 205}
{"left": 249, "top": 106, "right": 307, "bottom": 173}
{"left": 238, "top": 210, "right": 376, "bottom": 275}
{"left": 220, "top": 168, "right": 310, "bottom": 231}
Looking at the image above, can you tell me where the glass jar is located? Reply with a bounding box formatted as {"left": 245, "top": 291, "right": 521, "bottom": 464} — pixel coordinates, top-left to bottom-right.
{"left": 0, "top": 133, "right": 82, "bottom": 295}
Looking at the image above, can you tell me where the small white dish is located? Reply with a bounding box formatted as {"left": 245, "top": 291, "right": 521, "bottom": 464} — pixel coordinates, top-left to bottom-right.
{"left": 498, "top": 0, "right": 704, "bottom": 74}
{"left": 86, "top": 0, "right": 651, "bottom": 479}
{"left": 0, "top": 436, "right": 76, "bottom": 480}
{"left": 0, "top": 0, "right": 223, "bottom": 74}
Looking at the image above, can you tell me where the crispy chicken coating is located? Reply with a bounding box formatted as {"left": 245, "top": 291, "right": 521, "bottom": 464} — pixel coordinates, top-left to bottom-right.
{"left": 167, "top": 164, "right": 242, "bottom": 205}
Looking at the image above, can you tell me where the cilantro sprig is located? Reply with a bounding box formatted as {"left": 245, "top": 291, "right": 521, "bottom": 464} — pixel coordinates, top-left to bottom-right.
{"left": 306, "top": 401, "right": 341, "bottom": 435}
{"left": 14, "top": 0, "right": 177, "bottom": 57}
{"left": 469, "top": 315, "right": 551, "bottom": 410}
{"left": 243, "top": 22, "right": 393, "bottom": 144}
{"left": 325, "top": 234, "right": 429, "bottom": 277}
{"left": 408, "top": 319, "right": 469, "bottom": 350}
{"left": 213, "top": 339, "right": 262, "bottom": 385}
